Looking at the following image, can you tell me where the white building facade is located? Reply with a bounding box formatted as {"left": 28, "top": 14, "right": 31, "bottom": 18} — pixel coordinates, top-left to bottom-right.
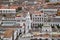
{"left": 31, "top": 11, "right": 44, "bottom": 27}
{"left": 49, "top": 0, "right": 60, "bottom": 2}
{"left": 31, "top": 9, "right": 60, "bottom": 27}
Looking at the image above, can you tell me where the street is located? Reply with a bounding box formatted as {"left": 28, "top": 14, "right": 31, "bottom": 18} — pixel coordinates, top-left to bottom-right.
{"left": 18, "top": 36, "right": 31, "bottom": 40}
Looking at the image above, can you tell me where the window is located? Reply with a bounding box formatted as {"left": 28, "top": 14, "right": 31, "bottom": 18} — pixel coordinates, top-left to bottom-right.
{"left": 2, "top": 10, "right": 5, "bottom": 13}
{"left": 45, "top": 39, "right": 48, "bottom": 40}
{"left": 52, "top": 39, "right": 54, "bottom": 40}
{"left": 58, "top": 39, "right": 60, "bottom": 40}
{"left": 39, "top": 38, "right": 42, "bottom": 40}
{"left": 35, "top": 18, "right": 37, "bottom": 19}
{"left": 7, "top": 10, "right": 10, "bottom": 13}
{"left": 39, "top": 15, "right": 41, "bottom": 16}
{"left": 0, "top": 10, "right": 2, "bottom": 13}
{"left": 38, "top": 18, "right": 39, "bottom": 19}
{"left": 46, "top": 30, "right": 48, "bottom": 32}
{"left": 28, "top": 26, "right": 29, "bottom": 29}
{"left": 17, "top": 20, "right": 20, "bottom": 22}
{"left": 35, "top": 15, "right": 37, "bottom": 16}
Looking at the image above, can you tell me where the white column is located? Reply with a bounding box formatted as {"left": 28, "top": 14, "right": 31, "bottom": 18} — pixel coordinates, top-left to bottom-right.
{"left": 29, "top": 23, "right": 31, "bottom": 30}
{"left": 25, "top": 24, "right": 29, "bottom": 34}
{"left": 21, "top": 25, "right": 24, "bottom": 34}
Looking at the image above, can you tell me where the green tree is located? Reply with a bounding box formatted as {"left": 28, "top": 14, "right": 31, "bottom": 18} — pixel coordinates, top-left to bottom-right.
{"left": 51, "top": 25, "right": 54, "bottom": 28}
{"left": 0, "top": 37, "right": 3, "bottom": 40}
{"left": 56, "top": 24, "right": 60, "bottom": 28}
{"left": 38, "top": 24, "right": 43, "bottom": 28}
{"left": 16, "top": 7, "right": 22, "bottom": 12}
{"left": 45, "top": 0, "right": 49, "bottom": 2}
{"left": 3, "top": 14, "right": 6, "bottom": 17}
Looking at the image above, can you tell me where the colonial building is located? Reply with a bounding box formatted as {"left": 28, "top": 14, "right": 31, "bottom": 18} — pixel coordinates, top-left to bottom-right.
{"left": 31, "top": 11, "right": 44, "bottom": 27}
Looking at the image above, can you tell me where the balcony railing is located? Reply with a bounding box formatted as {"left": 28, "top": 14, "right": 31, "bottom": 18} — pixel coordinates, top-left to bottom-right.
{"left": 1, "top": 21, "right": 16, "bottom": 26}
{"left": 2, "top": 17, "right": 15, "bottom": 20}
{"left": 32, "top": 22, "right": 60, "bottom": 25}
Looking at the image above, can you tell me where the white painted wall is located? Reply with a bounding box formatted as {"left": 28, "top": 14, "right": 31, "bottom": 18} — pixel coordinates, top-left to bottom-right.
{"left": 9, "top": 0, "right": 14, "bottom": 2}
{"left": 42, "top": 27, "right": 52, "bottom": 32}
{"left": 49, "top": 0, "right": 60, "bottom": 2}
{"left": 14, "top": 30, "right": 17, "bottom": 40}
{"left": 3, "top": 37, "right": 12, "bottom": 40}
{"left": 49, "top": 0, "right": 57, "bottom": 2}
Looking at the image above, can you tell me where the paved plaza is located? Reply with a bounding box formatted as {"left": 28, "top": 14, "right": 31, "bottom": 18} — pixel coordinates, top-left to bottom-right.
{"left": 18, "top": 37, "right": 31, "bottom": 40}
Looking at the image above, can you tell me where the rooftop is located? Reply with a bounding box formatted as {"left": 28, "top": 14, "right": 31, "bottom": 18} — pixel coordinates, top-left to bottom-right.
{"left": 0, "top": 5, "right": 19, "bottom": 9}
{"left": 0, "top": 28, "right": 14, "bottom": 38}
{"left": 29, "top": 11, "right": 43, "bottom": 15}
{"left": 4, "top": 29, "right": 14, "bottom": 38}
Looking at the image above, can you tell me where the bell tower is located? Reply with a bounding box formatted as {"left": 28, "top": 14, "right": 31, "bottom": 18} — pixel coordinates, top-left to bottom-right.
{"left": 25, "top": 12, "right": 32, "bottom": 34}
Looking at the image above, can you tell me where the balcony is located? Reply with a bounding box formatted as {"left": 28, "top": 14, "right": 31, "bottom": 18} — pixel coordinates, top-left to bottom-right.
{"left": 32, "top": 22, "right": 60, "bottom": 25}
{"left": 2, "top": 17, "right": 15, "bottom": 20}
{"left": 1, "top": 21, "right": 16, "bottom": 26}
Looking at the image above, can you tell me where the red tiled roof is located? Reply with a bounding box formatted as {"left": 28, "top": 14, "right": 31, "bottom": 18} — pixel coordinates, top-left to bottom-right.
{"left": 0, "top": 5, "right": 19, "bottom": 9}
{"left": 10, "top": 5, "right": 19, "bottom": 9}
{"left": 0, "top": 5, "right": 6, "bottom": 9}
{"left": 30, "top": 11, "right": 43, "bottom": 15}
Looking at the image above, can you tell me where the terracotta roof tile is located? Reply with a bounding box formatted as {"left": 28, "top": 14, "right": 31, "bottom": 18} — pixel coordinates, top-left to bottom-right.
{"left": 0, "top": 6, "right": 6, "bottom": 9}
{"left": 31, "top": 11, "right": 43, "bottom": 15}
{"left": 4, "top": 29, "right": 14, "bottom": 38}
{"left": 0, "top": 5, "right": 19, "bottom": 9}
{"left": 10, "top": 5, "right": 19, "bottom": 9}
